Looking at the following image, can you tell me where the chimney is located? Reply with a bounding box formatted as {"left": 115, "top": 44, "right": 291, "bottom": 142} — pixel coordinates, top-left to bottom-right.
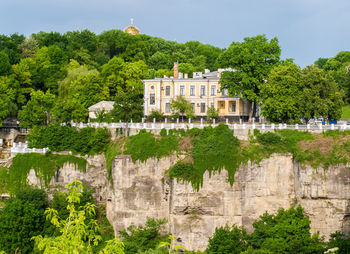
{"left": 173, "top": 62, "right": 179, "bottom": 79}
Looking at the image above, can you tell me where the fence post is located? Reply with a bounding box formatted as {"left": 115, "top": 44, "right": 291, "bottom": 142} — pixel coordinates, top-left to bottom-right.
{"left": 177, "top": 118, "right": 179, "bottom": 124}
{"left": 213, "top": 119, "right": 216, "bottom": 125}
{"left": 226, "top": 118, "right": 229, "bottom": 125}
{"left": 262, "top": 123, "right": 265, "bottom": 130}
{"left": 295, "top": 124, "right": 299, "bottom": 130}
{"left": 271, "top": 123, "right": 275, "bottom": 129}
{"left": 319, "top": 124, "right": 323, "bottom": 130}
{"left": 165, "top": 118, "right": 167, "bottom": 124}
{"left": 153, "top": 118, "right": 156, "bottom": 124}
{"left": 252, "top": 123, "right": 255, "bottom": 129}
{"left": 331, "top": 124, "right": 334, "bottom": 130}
{"left": 188, "top": 118, "right": 191, "bottom": 124}
{"left": 279, "top": 123, "right": 282, "bottom": 129}
{"left": 171, "top": 123, "right": 175, "bottom": 129}
{"left": 307, "top": 124, "right": 310, "bottom": 130}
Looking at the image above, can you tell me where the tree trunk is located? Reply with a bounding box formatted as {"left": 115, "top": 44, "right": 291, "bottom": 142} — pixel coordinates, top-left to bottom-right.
{"left": 125, "top": 112, "right": 129, "bottom": 137}
{"left": 249, "top": 102, "right": 256, "bottom": 122}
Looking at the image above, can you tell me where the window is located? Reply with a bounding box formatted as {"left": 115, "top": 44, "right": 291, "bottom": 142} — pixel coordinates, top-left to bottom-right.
{"left": 231, "top": 101, "right": 236, "bottom": 113}
{"left": 150, "top": 94, "right": 155, "bottom": 105}
{"left": 166, "top": 86, "right": 170, "bottom": 96}
{"left": 165, "top": 103, "right": 170, "bottom": 113}
{"left": 180, "top": 85, "right": 185, "bottom": 96}
{"left": 191, "top": 103, "right": 195, "bottom": 112}
{"left": 211, "top": 85, "right": 216, "bottom": 96}
{"left": 200, "top": 103, "right": 206, "bottom": 113}
{"left": 200, "top": 85, "right": 205, "bottom": 96}
{"left": 190, "top": 85, "right": 195, "bottom": 96}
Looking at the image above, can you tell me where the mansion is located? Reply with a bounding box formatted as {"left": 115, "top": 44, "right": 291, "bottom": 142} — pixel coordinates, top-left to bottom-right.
{"left": 143, "top": 65, "right": 251, "bottom": 121}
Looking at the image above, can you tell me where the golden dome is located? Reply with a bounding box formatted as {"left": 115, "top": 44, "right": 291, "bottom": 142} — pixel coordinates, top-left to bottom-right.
{"left": 124, "top": 18, "right": 140, "bottom": 35}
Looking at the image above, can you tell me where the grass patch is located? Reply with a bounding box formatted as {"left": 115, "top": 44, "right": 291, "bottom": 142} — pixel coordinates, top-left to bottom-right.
{"left": 341, "top": 104, "right": 350, "bottom": 119}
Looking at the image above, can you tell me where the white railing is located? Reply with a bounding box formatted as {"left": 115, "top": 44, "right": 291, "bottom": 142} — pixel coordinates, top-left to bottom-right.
{"left": 64, "top": 121, "right": 349, "bottom": 131}
{"left": 11, "top": 142, "right": 48, "bottom": 155}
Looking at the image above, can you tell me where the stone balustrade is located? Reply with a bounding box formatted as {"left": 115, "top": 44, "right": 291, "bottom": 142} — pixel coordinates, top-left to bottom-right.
{"left": 61, "top": 121, "right": 349, "bottom": 131}
{"left": 11, "top": 142, "right": 48, "bottom": 155}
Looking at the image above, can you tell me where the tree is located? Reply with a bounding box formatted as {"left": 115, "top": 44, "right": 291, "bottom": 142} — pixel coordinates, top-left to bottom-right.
{"left": 300, "top": 65, "right": 343, "bottom": 122}
{"left": 18, "top": 90, "right": 55, "bottom": 128}
{"left": 218, "top": 35, "right": 281, "bottom": 120}
{"left": 327, "top": 231, "right": 350, "bottom": 254}
{"left": 0, "top": 189, "right": 48, "bottom": 254}
{"left": 0, "top": 51, "right": 12, "bottom": 76}
{"left": 249, "top": 206, "right": 324, "bottom": 253}
{"left": 119, "top": 218, "right": 169, "bottom": 254}
{"left": 112, "top": 81, "right": 144, "bottom": 136}
{"left": 32, "top": 180, "right": 125, "bottom": 254}
{"left": 19, "top": 36, "right": 39, "bottom": 58}
{"left": 68, "top": 71, "right": 109, "bottom": 108}
{"left": 207, "top": 106, "right": 219, "bottom": 121}
{"left": 170, "top": 96, "right": 195, "bottom": 122}
{"left": 206, "top": 225, "right": 248, "bottom": 254}
{"left": 0, "top": 76, "right": 15, "bottom": 126}
{"left": 260, "top": 62, "right": 303, "bottom": 123}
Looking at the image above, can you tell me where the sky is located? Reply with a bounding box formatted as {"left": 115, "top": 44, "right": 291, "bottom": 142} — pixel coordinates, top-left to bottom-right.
{"left": 1, "top": 0, "right": 349, "bottom": 67}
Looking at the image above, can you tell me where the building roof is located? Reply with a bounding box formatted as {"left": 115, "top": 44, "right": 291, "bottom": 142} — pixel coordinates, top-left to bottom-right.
{"left": 88, "top": 101, "right": 115, "bottom": 112}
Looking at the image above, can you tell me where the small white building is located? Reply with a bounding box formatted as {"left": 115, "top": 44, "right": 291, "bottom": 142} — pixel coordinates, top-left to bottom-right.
{"left": 88, "top": 101, "right": 115, "bottom": 119}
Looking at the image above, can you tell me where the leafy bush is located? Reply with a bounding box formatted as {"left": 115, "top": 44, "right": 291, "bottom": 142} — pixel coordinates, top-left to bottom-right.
{"left": 0, "top": 189, "right": 48, "bottom": 254}
{"left": 256, "top": 132, "right": 282, "bottom": 146}
{"left": 206, "top": 225, "right": 248, "bottom": 254}
{"left": 327, "top": 231, "right": 350, "bottom": 254}
{"left": 147, "top": 110, "right": 164, "bottom": 122}
{"left": 119, "top": 218, "right": 169, "bottom": 254}
{"left": 125, "top": 130, "right": 178, "bottom": 162}
{"left": 27, "top": 124, "right": 110, "bottom": 155}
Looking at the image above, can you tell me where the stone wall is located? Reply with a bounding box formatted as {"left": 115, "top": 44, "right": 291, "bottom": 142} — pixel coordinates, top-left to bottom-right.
{"left": 106, "top": 154, "right": 350, "bottom": 251}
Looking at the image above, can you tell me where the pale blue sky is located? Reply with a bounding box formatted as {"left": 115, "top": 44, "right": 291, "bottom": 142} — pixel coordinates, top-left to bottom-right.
{"left": 1, "top": 0, "right": 349, "bottom": 67}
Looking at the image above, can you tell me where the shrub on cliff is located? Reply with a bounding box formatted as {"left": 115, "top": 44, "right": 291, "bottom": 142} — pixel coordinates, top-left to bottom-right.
{"left": 27, "top": 124, "right": 110, "bottom": 155}
{"left": 118, "top": 218, "right": 169, "bottom": 254}
{"left": 206, "top": 225, "right": 248, "bottom": 254}
{"left": 125, "top": 129, "right": 178, "bottom": 162}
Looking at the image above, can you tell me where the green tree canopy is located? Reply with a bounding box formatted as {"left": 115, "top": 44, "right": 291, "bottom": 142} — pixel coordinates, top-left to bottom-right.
{"left": 218, "top": 35, "right": 281, "bottom": 119}
{"left": 18, "top": 90, "right": 55, "bottom": 128}
{"left": 170, "top": 96, "right": 195, "bottom": 121}
{"left": 0, "top": 189, "right": 48, "bottom": 254}
{"left": 260, "top": 62, "right": 303, "bottom": 123}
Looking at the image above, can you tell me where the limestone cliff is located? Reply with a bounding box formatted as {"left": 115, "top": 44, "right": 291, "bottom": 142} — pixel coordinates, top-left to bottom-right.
{"left": 106, "top": 154, "right": 350, "bottom": 251}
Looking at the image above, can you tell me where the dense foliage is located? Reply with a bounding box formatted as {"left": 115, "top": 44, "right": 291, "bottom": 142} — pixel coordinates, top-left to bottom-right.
{"left": 125, "top": 129, "right": 178, "bottom": 162}
{"left": 33, "top": 181, "right": 124, "bottom": 254}
{"left": 0, "top": 189, "right": 48, "bottom": 253}
{"left": 119, "top": 218, "right": 169, "bottom": 254}
{"left": 207, "top": 206, "right": 324, "bottom": 254}
{"left": 26, "top": 124, "right": 110, "bottom": 155}
{"left": 0, "top": 30, "right": 223, "bottom": 127}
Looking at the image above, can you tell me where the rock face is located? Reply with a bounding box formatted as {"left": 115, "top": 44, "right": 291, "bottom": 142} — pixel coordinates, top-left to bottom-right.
{"left": 106, "top": 153, "right": 350, "bottom": 251}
